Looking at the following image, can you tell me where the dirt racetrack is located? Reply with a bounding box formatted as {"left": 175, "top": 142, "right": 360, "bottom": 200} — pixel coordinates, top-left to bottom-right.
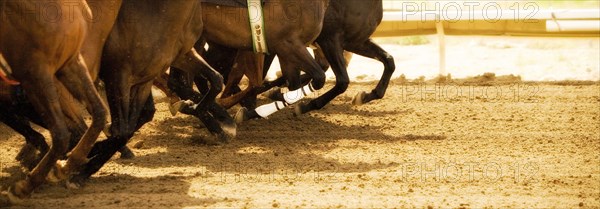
{"left": 1, "top": 81, "right": 599, "bottom": 208}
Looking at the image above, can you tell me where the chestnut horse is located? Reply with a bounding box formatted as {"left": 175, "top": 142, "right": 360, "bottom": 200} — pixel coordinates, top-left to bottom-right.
{"left": 0, "top": 1, "right": 135, "bottom": 171}
{"left": 1, "top": 0, "right": 107, "bottom": 204}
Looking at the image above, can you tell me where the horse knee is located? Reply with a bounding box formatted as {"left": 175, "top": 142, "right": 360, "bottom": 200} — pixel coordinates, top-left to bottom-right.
{"left": 384, "top": 53, "right": 396, "bottom": 72}
{"left": 310, "top": 72, "right": 326, "bottom": 90}
{"left": 91, "top": 107, "right": 108, "bottom": 129}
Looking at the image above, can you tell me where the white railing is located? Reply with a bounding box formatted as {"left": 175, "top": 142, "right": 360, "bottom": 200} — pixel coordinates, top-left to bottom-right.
{"left": 374, "top": 9, "right": 600, "bottom": 75}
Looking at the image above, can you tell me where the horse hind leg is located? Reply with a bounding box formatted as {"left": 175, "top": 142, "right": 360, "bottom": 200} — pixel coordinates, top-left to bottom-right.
{"left": 0, "top": 110, "right": 49, "bottom": 170}
{"left": 348, "top": 40, "right": 395, "bottom": 105}
{"left": 7, "top": 64, "right": 71, "bottom": 203}
{"left": 48, "top": 55, "right": 107, "bottom": 185}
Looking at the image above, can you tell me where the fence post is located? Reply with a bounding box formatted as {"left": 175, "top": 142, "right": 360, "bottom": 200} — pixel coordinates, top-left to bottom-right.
{"left": 436, "top": 19, "right": 447, "bottom": 77}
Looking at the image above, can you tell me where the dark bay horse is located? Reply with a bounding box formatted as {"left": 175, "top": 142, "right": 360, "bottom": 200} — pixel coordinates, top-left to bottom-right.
{"left": 295, "top": 0, "right": 395, "bottom": 114}
{"left": 169, "top": 0, "right": 330, "bottom": 122}
{"left": 68, "top": 0, "right": 231, "bottom": 186}
{"left": 1, "top": 0, "right": 108, "bottom": 204}
{"left": 170, "top": 0, "right": 393, "bottom": 121}
{"left": 242, "top": 0, "right": 395, "bottom": 115}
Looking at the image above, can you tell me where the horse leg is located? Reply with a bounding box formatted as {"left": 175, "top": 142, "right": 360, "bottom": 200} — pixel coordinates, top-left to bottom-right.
{"left": 48, "top": 55, "right": 107, "bottom": 183}
{"left": 235, "top": 45, "right": 324, "bottom": 122}
{"left": 219, "top": 51, "right": 246, "bottom": 100}
{"left": 168, "top": 68, "right": 197, "bottom": 102}
{"left": 172, "top": 49, "right": 236, "bottom": 143}
{"left": 348, "top": 39, "right": 395, "bottom": 105}
{"left": 296, "top": 36, "right": 349, "bottom": 115}
{"left": 0, "top": 109, "right": 48, "bottom": 170}
{"left": 8, "top": 66, "right": 71, "bottom": 202}
{"left": 154, "top": 72, "right": 181, "bottom": 113}
{"left": 72, "top": 82, "right": 152, "bottom": 186}
{"left": 314, "top": 47, "right": 331, "bottom": 71}
{"left": 219, "top": 51, "right": 264, "bottom": 109}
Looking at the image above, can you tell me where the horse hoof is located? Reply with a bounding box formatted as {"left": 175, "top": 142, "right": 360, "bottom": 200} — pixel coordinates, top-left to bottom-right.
{"left": 219, "top": 122, "right": 237, "bottom": 143}
{"left": 7, "top": 181, "right": 29, "bottom": 205}
{"left": 169, "top": 100, "right": 185, "bottom": 116}
{"left": 68, "top": 175, "right": 87, "bottom": 189}
{"left": 352, "top": 91, "right": 367, "bottom": 105}
{"left": 119, "top": 146, "right": 135, "bottom": 159}
{"left": 0, "top": 191, "right": 12, "bottom": 207}
{"left": 4, "top": 189, "right": 23, "bottom": 206}
{"left": 15, "top": 144, "right": 35, "bottom": 162}
{"left": 234, "top": 108, "right": 249, "bottom": 124}
{"left": 293, "top": 101, "right": 309, "bottom": 116}
{"left": 65, "top": 179, "right": 82, "bottom": 190}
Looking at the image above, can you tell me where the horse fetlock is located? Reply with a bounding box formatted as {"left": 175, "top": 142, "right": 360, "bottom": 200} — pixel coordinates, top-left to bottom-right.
{"left": 47, "top": 160, "right": 68, "bottom": 183}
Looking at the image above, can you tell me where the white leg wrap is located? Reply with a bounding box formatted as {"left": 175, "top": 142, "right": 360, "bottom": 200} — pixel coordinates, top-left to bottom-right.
{"left": 283, "top": 83, "right": 315, "bottom": 104}
{"left": 255, "top": 83, "right": 315, "bottom": 118}
{"left": 255, "top": 101, "right": 288, "bottom": 118}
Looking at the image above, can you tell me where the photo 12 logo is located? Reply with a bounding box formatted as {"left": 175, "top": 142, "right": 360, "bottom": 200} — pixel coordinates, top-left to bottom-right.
{"left": 393, "top": 1, "right": 540, "bottom": 23}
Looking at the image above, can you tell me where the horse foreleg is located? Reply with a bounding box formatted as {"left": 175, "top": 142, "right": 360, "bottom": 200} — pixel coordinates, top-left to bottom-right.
{"left": 173, "top": 49, "right": 236, "bottom": 143}
{"left": 296, "top": 35, "right": 349, "bottom": 114}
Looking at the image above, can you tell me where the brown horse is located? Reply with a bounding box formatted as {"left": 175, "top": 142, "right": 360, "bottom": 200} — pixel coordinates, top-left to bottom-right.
{"left": 1, "top": 0, "right": 107, "bottom": 204}
{"left": 69, "top": 0, "right": 232, "bottom": 186}
{"left": 0, "top": 0, "right": 134, "bottom": 171}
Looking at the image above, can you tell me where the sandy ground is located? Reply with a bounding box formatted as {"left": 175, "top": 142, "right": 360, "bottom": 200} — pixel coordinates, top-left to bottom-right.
{"left": 1, "top": 81, "right": 599, "bottom": 208}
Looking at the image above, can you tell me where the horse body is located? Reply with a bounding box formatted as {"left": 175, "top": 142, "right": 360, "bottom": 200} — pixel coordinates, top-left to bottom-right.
{"left": 225, "top": 0, "right": 394, "bottom": 115}
{"left": 72, "top": 0, "right": 232, "bottom": 184}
